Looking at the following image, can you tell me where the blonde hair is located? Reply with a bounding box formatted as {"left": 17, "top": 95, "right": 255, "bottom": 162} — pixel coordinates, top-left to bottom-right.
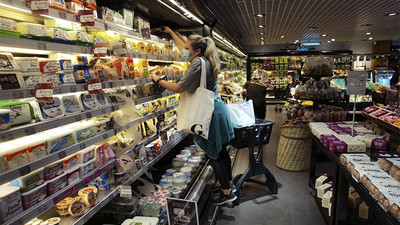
{"left": 188, "top": 35, "right": 221, "bottom": 79}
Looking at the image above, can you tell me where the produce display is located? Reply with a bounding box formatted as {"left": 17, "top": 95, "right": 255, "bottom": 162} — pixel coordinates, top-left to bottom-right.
{"left": 302, "top": 57, "right": 333, "bottom": 77}
{"left": 295, "top": 79, "right": 339, "bottom": 100}
{"left": 289, "top": 104, "right": 346, "bottom": 122}
{"left": 363, "top": 105, "right": 400, "bottom": 129}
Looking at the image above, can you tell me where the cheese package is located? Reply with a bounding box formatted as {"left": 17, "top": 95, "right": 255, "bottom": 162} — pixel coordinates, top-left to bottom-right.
{"left": 43, "top": 73, "right": 61, "bottom": 85}
{"left": 0, "top": 73, "right": 21, "bottom": 90}
{"left": 0, "top": 139, "right": 29, "bottom": 170}
{"left": 62, "top": 95, "right": 82, "bottom": 114}
{"left": 66, "top": 167, "right": 80, "bottom": 184}
{"left": 58, "top": 60, "right": 74, "bottom": 71}
{"left": 96, "top": 93, "right": 109, "bottom": 107}
{"left": 0, "top": 53, "right": 18, "bottom": 71}
{"left": 322, "top": 191, "right": 332, "bottom": 208}
{"left": 0, "top": 185, "right": 23, "bottom": 223}
{"left": 0, "top": 101, "right": 33, "bottom": 126}
{"left": 80, "top": 158, "right": 96, "bottom": 177}
{"left": 38, "top": 97, "right": 65, "bottom": 120}
{"left": 19, "top": 73, "right": 42, "bottom": 88}
{"left": 39, "top": 60, "right": 59, "bottom": 73}
{"left": 26, "top": 137, "right": 47, "bottom": 161}
{"left": 48, "top": 28, "right": 69, "bottom": 41}
{"left": 59, "top": 72, "right": 76, "bottom": 84}
{"left": 63, "top": 154, "right": 79, "bottom": 172}
{"left": 20, "top": 182, "right": 47, "bottom": 210}
{"left": 75, "top": 121, "right": 95, "bottom": 142}
{"left": 68, "top": 200, "right": 86, "bottom": 217}
{"left": 0, "top": 109, "right": 11, "bottom": 131}
{"left": 49, "top": 0, "right": 67, "bottom": 11}
{"left": 74, "top": 69, "right": 91, "bottom": 83}
{"left": 97, "top": 7, "right": 115, "bottom": 23}
{"left": 78, "top": 186, "right": 98, "bottom": 196}
{"left": 79, "top": 93, "right": 98, "bottom": 110}
{"left": 93, "top": 118, "right": 110, "bottom": 135}
{"left": 17, "top": 23, "right": 47, "bottom": 36}
{"left": 145, "top": 44, "right": 153, "bottom": 55}
{"left": 45, "top": 128, "right": 76, "bottom": 154}
{"left": 0, "top": 17, "right": 17, "bottom": 31}
{"left": 46, "top": 172, "right": 67, "bottom": 195}
{"left": 120, "top": 9, "right": 134, "bottom": 28}
{"left": 66, "top": 2, "right": 85, "bottom": 14}
{"left": 44, "top": 161, "right": 64, "bottom": 181}
{"left": 317, "top": 181, "right": 333, "bottom": 198}
{"left": 15, "top": 57, "right": 40, "bottom": 72}
{"left": 10, "top": 168, "right": 44, "bottom": 193}
{"left": 77, "top": 146, "right": 95, "bottom": 164}
{"left": 67, "top": 31, "right": 90, "bottom": 42}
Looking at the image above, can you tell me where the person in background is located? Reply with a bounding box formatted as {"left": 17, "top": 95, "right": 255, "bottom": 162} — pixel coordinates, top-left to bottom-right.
{"left": 252, "top": 64, "right": 267, "bottom": 84}
{"left": 390, "top": 67, "right": 400, "bottom": 90}
{"left": 151, "top": 26, "right": 237, "bottom": 205}
{"left": 243, "top": 78, "right": 267, "bottom": 119}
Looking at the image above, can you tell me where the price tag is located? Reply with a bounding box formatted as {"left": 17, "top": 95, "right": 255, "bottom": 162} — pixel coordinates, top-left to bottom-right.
{"left": 69, "top": 86, "right": 77, "bottom": 92}
{"left": 58, "top": 11, "right": 67, "bottom": 20}
{"left": 93, "top": 43, "right": 108, "bottom": 57}
{"left": 34, "top": 83, "right": 53, "bottom": 102}
{"left": 75, "top": 115, "right": 82, "bottom": 121}
{"left": 19, "top": 166, "right": 31, "bottom": 176}
{"left": 28, "top": 0, "right": 49, "bottom": 14}
{"left": 101, "top": 108, "right": 107, "bottom": 114}
{"left": 6, "top": 132, "right": 14, "bottom": 140}
{"left": 38, "top": 202, "right": 49, "bottom": 214}
{"left": 86, "top": 112, "right": 92, "bottom": 118}
{"left": 120, "top": 185, "right": 132, "bottom": 198}
{"left": 12, "top": 91, "right": 25, "bottom": 99}
{"left": 102, "top": 133, "right": 108, "bottom": 139}
{"left": 64, "top": 186, "right": 77, "bottom": 196}
{"left": 78, "top": 10, "right": 95, "bottom": 26}
{"left": 79, "top": 143, "right": 87, "bottom": 149}
{"left": 82, "top": 176, "right": 92, "bottom": 185}
{"left": 24, "top": 127, "right": 36, "bottom": 135}
{"left": 58, "top": 151, "right": 67, "bottom": 159}
{"left": 37, "top": 42, "right": 47, "bottom": 50}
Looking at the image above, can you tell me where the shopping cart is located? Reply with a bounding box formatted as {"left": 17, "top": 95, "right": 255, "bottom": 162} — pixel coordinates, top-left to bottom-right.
{"left": 230, "top": 119, "right": 278, "bottom": 205}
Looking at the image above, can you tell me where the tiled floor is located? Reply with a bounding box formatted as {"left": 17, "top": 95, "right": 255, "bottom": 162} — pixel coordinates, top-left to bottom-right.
{"left": 216, "top": 105, "right": 325, "bottom": 225}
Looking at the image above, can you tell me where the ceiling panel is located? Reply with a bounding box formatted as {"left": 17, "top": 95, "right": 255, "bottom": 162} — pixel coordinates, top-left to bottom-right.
{"left": 199, "top": 0, "right": 400, "bottom": 53}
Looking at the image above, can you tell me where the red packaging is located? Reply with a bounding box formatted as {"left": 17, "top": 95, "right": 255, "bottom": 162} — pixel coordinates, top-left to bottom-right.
{"left": 34, "top": 83, "right": 53, "bottom": 102}
{"left": 85, "top": 78, "right": 102, "bottom": 94}
{"left": 39, "top": 60, "right": 59, "bottom": 73}
{"left": 78, "top": 10, "right": 95, "bottom": 26}
{"left": 26, "top": 0, "right": 49, "bottom": 15}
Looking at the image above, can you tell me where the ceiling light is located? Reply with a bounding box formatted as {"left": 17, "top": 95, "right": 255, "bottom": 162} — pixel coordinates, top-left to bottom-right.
{"left": 280, "top": 35, "right": 285, "bottom": 39}
{"left": 294, "top": 40, "right": 299, "bottom": 42}
{"left": 327, "top": 40, "right": 331, "bottom": 43}
{"left": 260, "top": 37, "right": 265, "bottom": 40}
{"left": 259, "top": 32, "right": 264, "bottom": 35}
{"left": 213, "top": 32, "right": 246, "bottom": 57}
{"left": 0, "top": 46, "right": 50, "bottom": 54}
{"left": 0, "top": 2, "right": 31, "bottom": 13}
{"left": 322, "top": 34, "right": 327, "bottom": 37}
{"left": 261, "top": 41, "right": 265, "bottom": 45}
{"left": 258, "top": 25, "right": 264, "bottom": 28}
{"left": 369, "top": 37, "right": 374, "bottom": 40}
{"left": 302, "top": 42, "right": 321, "bottom": 46}
{"left": 256, "top": 14, "right": 265, "bottom": 17}
{"left": 308, "top": 27, "right": 317, "bottom": 30}
{"left": 366, "top": 32, "right": 371, "bottom": 35}
{"left": 388, "top": 12, "right": 397, "bottom": 16}
{"left": 166, "top": 0, "right": 203, "bottom": 24}
{"left": 331, "top": 38, "right": 336, "bottom": 41}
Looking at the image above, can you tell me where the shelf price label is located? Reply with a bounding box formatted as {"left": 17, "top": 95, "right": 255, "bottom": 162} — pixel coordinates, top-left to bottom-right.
{"left": 27, "top": 0, "right": 49, "bottom": 14}
{"left": 82, "top": 176, "right": 92, "bottom": 185}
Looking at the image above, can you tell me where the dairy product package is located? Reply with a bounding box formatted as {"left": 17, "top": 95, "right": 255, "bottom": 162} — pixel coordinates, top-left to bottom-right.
{"left": 20, "top": 182, "right": 47, "bottom": 210}
{"left": 38, "top": 97, "right": 65, "bottom": 120}
{"left": 0, "top": 185, "right": 23, "bottom": 223}
{"left": 17, "top": 23, "right": 47, "bottom": 36}
{"left": 62, "top": 95, "right": 82, "bottom": 114}
{"left": 0, "top": 101, "right": 33, "bottom": 126}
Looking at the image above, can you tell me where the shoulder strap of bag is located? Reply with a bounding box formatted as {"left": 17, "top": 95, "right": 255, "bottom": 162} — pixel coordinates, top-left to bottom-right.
{"left": 199, "top": 57, "right": 207, "bottom": 89}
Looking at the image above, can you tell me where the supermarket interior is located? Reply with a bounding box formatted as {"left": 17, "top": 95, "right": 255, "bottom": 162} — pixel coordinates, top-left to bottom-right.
{"left": 0, "top": 0, "right": 399, "bottom": 225}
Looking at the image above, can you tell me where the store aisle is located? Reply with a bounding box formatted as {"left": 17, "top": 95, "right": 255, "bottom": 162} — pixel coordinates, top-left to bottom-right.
{"left": 217, "top": 105, "right": 325, "bottom": 225}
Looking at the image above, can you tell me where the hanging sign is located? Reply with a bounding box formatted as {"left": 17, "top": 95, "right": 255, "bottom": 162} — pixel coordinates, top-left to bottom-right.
{"left": 26, "top": 0, "right": 49, "bottom": 14}
{"left": 167, "top": 198, "right": 199, "bottom": 225}
{"left": 347, "top": 71, "right": 367, "bottom": 95}
{"left": 33, "top": 83, "right": 53, "bottom": 102}
{"left": 78, "top": 10, "right": 95, "bottom": 26}
{"left": 85, "top": 78, "right": 102, "bottom": 94}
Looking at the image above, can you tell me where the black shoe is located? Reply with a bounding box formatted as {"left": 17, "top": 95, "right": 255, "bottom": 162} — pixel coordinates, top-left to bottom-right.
{"left": 231, "top": 184, "right": 237, "bottom": 193}
{"left": 213, "top": 191, "right": 237, "bottom": 206}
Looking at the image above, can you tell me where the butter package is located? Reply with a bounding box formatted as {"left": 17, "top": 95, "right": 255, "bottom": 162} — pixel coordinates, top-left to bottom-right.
{"left": 44, "top": 161, "right": 64, "bottom": 181}
{"left": 0, "top": 17, "right": 17, "bottom": 32}
{"left": 17, "top": 23, "right": 47, "bottom": 36}
{"left": 11, "top": 168, "right": 44, "bottom": 193}
{"left": 45, "top": 128, "right": 76, "bottom": 153}
{"left": 46, "top": 172, "right": 67, "bottom": 195}
{"left": 20, "top": 182, "right": 47, "bottom": 210}
{"left": 79, "top": 93, "right": 98, "bottom": 110}
{"left": 20, "top": 74, "right": 43, "bottom": 88}
{"left": 15, "top": 57, "right": 40, "bottom": 72}
{"left": 1, "top": 140, "right": 29, "bottom": 170}
{"left": 39, "top": 60, "right": 59, "bottom": 73}
{"left": 38, "top": 97, "right": 64, "bottom": 120}
{"left": 59, "top": 72, "right": 76, "bottom": 84}
{"left": 62, "top": 95, "right": 82, "bottom": 114}
{"left": 59, "top": 60, "right": 74, "bottom": 71}
{"left": 0, "top": 185, "right": 23, "bottom": 223}
{"left": 48, "top": 28, "right": 69, "bottom": 41}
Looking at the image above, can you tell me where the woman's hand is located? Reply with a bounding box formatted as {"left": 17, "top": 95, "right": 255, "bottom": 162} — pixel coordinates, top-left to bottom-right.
{"left": 151, "top": 72, "right": 160, "bottom": 83}
{"left": 163, "top": 26, "right": 173, "bottom": 34}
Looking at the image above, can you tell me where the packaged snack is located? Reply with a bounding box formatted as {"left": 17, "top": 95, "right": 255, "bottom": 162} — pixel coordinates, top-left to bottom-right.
{"left": 46, "top": 173, "right": 67, "bottom": 195}
{"left": 0, "top": 185, "right": 23, "bottom": 223}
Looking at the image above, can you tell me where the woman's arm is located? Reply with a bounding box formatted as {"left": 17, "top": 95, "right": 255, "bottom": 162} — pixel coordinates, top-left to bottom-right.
{"left": 151, "top": 74, "right": 185, "bottom": 93}
{"left": 164, "top": 26, "right": 185, "bottom": 52}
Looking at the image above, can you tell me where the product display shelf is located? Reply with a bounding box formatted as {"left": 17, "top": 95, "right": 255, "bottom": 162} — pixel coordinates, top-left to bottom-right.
{"left": 134, "top": 91, "right": 175, "bottom": 105}
{"left": 265, "top": 70, "right": 294, "bottom": 72}
{"left": 40, "top": 132, "right": 188, "bottom": 225}
{"left": 0, "top": 103, "right": 123, "bottom": 142}
{"left": 126, "top": 52, "right": 186, "bottom": 62}
{"left": 115, "top": 103, "right": 179, "bottom": 133}
{"left": 309, "top": 135, "right": 399, "bottom": 225}
{"left": 362, "top": 112, "right": 400, "bottom": 136}
{"left": 103, "top": 76, "right": 181, "bottom": 89}
{"left": 0, "top": 129, "right": 116, "bottom": 186}
{"left": 3, "top": 158, "right": 116, "bottom": 225}
{"left": 0, "top": 36, "right": 91, "bottom": 54}
{"left": 310, "top": 187, "right": 333, "bottom": 225}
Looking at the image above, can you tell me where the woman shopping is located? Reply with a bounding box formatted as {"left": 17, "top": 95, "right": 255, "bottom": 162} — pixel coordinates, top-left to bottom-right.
{"left": 150, "top": 26, "right": 237, "bottom": 205}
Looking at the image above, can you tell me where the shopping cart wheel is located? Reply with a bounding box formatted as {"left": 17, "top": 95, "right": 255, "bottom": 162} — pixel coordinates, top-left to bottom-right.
{"left": 274, "top": 107, "right": 278, "bottom": 112}
{"left": 279, "top": 108, "right": 282, "bottom": 112}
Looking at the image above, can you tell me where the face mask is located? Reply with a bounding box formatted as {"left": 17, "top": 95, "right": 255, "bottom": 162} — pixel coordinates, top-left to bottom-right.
{"left": 182, "top": 49, "right": 192, "bottom": 61}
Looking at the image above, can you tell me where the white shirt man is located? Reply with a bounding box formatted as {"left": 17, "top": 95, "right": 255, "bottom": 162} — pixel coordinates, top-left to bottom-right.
{"left": 252, "top": 65, "right": 267, "bottom": 85}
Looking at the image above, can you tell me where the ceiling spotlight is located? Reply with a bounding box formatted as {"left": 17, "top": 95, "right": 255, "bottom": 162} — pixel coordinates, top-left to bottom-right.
{"left": 280, "top": 35, "right": 285, "bottom": 38}
{"left": 322, "top": 34, "right": 327, "bottom": 37}
{"left": 259, "top": 32, "right": 264, "bottom": 35}
{"left": 369, "top": 37, "right": 374, "bottom": 40}
{"left": 366, "top": 32, "right": 371, "bottom": 35}
{"left": 327, "top": 40, "right": 331, "bottom": 43}
{"left": 331, "top": 38, "right": 336, "bottom": 41}
{"left": 256, "top": 14, "right": 265, "bottom": 17}
{"left": 261, "top": 37, "right": 265, "bottom": 40}
{"left": 261, "top": 41, "right": 265, "bottom": 45}
{"left": 388, "top": 12, "right": 397, "bottom": 16}
{"left": 258, "top": 25, "right": 265, "bottom": 28}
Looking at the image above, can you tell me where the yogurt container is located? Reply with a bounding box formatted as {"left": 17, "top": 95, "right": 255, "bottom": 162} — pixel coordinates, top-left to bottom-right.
{"left": 77, "top": 146, "right": 95, "bottom": 164}
{"left": 46, "top": 173, "right": 67, "bottom": 195}
{"left": 44, "top": 161, "right": 64, "bottom": 181}
{"left": 10, "top": 168, "right": 44, "bottom": 193}
{"left": 66, "top": 167, "right": 80, "bottom": 185}
{"left": 21, "top": 182, "right": 47, "bottom": 210}
{"left": 80, "top": 158, "right": 96, "bottom": 177}
{"left": 0, "top": 185, "right": 23, "bottom": 223}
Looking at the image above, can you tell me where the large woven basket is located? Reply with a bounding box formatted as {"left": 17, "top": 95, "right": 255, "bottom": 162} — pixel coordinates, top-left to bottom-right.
{"left": 276, "top": 123, "right": 311, "bottom": 171}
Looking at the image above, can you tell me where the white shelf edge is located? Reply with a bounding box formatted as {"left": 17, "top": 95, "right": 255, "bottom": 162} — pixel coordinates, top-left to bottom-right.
{"left": 4, "top": 159, "right": 116, "bottom": 225}
{"left": 0, "top": 129, "right": 116, "bottom": 185}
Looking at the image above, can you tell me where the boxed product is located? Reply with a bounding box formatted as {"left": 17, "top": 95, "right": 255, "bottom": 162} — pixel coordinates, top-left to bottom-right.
{"left": 10, "top": 168, "right": 44, "bottom": 193}
{"left": 19, "top": 74, "right": 43, "bottom": 88}
{"left": 96, "top": 93, "right": 109, "bottom": 107}
{"left": 58, "top": 60, "right": 74, "bottom": 71}
{"left": 93, "top": 118, "right": 110, "bottom": 135}
{"left": 0, "top": 185, "right": 23, "bottom": 223}
{"left": 44, "top": 161, "right": 64, "bottom": 181}
{"left": 66, "top": 2, "right": 85, "bottom": 14}
{"left": 83, "top": 0, "right": 97, "bottom": 10}
{"left": 45, "top": 128, "right": 76, "bottom": 154}
{"left": 49, "top": 0, "right": 67, "bottom": 11}
{"left": 74, "top": 69, "right": 91, "bottom": 83}
{"left": 26, "top": 137, "right": 47, "bottom": 161}
{"left": 77, "top": 146, "right": 95, "bottom": 164}
{"left": 0, "top": 17, "right": 17, "bottom": 32}
{"left": 62, "top": 95, "right": 82, "bottom": 114}
{"left": 120, "top": 9, "right": 134, "bottom": 28}
{"left": 63, "top": 154, "right": 79, "bottom": 171}
{"left": 20, "top": 182, "right": 47, "bottom": 210}
{"left": 75, "top": 121, "right": 95, "bottom": 142}
{"left": 46, "top": 172, "right": 67, "bottom": 195}
{"left": 42, "top": 73, "right": 61, "bottom": 85}
{"left": 1, "top": 139, "right": 29, "bottom": 170}
{"left": 15, "top": 57, "right": 40, "bottom": 72}
{"left": 80, "top": 158, "right": 96, "bottom": 177}
{"left": 38, "top": 97, "right": 65, "bottom": 120}
{"left": 17, "top": 23, "right": 47, "bottom": 36}
{"left": 0, "top": 101, "right": 33, "bottom": 126}
{"left": 59, "top": 72, "right": 76, "bottom": 84}
{"left": 48, "top": 28, "right": 69, "bottom": 41}
{"left": 67, "top": 31, "right": 90, "bottom": 42}
{"left": 79, "top": 93, "right": 98, "bottom": 110}
{"left": 39, "top": 60, "right": 59, "bottom": 74}
{"left": 0, "top": 73, "right": 21, "bottom": 90}
{"left": 66, "top": 167, "right": 80, "bottom": 184}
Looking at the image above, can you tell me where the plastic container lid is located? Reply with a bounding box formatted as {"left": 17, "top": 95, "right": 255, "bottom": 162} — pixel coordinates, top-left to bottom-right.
{"left": 20, "top": 181, "right": 47, "bottom": 197}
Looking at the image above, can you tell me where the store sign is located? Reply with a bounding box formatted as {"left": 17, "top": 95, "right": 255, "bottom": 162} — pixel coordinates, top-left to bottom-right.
{"left": 347, "top": 71, "right": 367, "bottom": 95}
{"left": 167, "top": 198, "right": 199, "bottom": 225}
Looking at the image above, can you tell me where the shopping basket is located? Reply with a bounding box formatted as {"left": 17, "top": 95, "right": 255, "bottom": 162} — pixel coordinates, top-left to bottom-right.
{"left": 230, "top": 119, "right": 274, "bottom": 149}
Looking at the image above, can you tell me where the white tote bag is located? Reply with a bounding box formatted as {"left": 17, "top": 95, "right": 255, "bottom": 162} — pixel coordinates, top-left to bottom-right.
{"left": 226, "top": 100, "right": 256, "bottom": 128}
{"left": 177, "top": 58, "right": 214, "bottom": 140}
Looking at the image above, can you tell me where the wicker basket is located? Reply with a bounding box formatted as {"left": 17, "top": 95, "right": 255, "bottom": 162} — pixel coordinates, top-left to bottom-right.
{"left": 276, "top": 123, "right": 311, "bottom": 171}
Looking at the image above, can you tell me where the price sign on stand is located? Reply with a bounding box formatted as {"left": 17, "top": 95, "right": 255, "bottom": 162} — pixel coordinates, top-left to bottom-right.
{"left": 167, "top": 198, "right": 199, "bottom": 225}
{"left": 93, "top": 43, "right": 108, "bottom": 57}
{"left": 26, "top": 0, "right": 49, "bottom": 14}
{"left": 85, "top": 78, "right": 102, "bottom": 94}
{"left": 33, "top": 83, "right": 53, "bottom": 102}
{"left": 347, "top": 71, "right": 367, "bottom": 136}
{"left": 78, "top": 10, "right": 95, "bottom": 26}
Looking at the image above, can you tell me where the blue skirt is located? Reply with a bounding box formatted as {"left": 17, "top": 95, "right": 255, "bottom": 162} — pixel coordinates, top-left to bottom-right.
{"left": 193, "top": 96, "right": 235, "bottom": 159}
